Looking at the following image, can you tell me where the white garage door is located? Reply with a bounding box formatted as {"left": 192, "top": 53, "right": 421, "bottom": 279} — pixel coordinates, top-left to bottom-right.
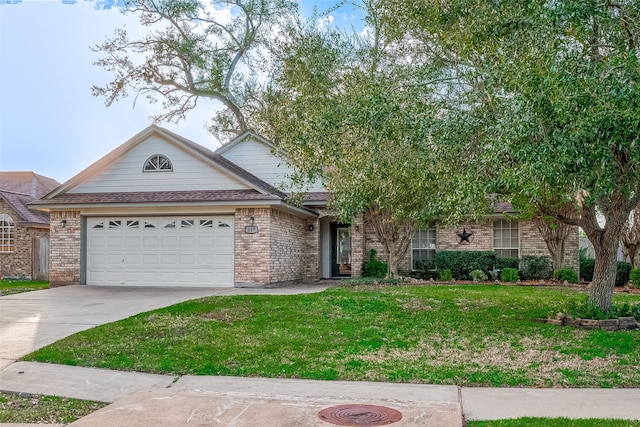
{"left": 86, "top": 216, "right": 234, "bottom": 287}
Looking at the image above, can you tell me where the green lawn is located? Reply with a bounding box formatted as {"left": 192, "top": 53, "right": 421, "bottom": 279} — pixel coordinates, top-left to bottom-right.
{"left": 0, "top": 280, "right": 48, "bottom": 295}
{"left": 24, "top": 285, "right": 640, "bottom": 387}
{"left": 0, "top": 392, "right": 106, "bottom": 424}
{"left": 468, "top": 418, "right": 639, "bottom": 427}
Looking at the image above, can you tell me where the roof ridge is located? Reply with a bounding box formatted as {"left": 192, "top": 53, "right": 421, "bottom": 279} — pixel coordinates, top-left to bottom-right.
{"left": 0, "top": 189, "right": 32, "bottom": 197}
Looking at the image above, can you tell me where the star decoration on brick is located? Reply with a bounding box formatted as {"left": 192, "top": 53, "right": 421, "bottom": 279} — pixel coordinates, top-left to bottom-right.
{"left": 457, "top": 228, "right": 474, "bottom": 245}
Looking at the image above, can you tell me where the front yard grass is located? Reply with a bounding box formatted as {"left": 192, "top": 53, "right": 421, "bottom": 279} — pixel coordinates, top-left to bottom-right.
{"left": 24, "top": 285, "right": 640, "bottom": 388}
{"left": 0, "top": 280, "right": 48, "bottom": 296}
{"left": 0, "top": 391, "right": 106, "bottom": 424}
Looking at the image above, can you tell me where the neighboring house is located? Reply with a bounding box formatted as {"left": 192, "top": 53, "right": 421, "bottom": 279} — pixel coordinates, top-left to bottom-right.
{"left": 31, "top": 126, "right": 578, "bottom": 288}
{"left": 0, "top": 172, "right": 60, "bottom": 280}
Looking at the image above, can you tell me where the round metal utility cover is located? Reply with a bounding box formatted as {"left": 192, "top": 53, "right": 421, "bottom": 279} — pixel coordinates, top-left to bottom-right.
{"left": 317, "top": 404, "right": 402, "bottom": 426}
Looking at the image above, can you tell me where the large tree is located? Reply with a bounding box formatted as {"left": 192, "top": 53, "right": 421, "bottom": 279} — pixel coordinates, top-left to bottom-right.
{"left": 92, "top": 0, "right": 295, "bottom": 141}
{"left": 254, "top": 3, "right": 490, "bottom": 276}
{"left": 382, "top": 0, "right": 640, "bottom": 310}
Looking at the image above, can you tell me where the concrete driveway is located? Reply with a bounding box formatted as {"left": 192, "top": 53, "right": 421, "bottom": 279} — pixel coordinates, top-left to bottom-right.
{"left": 0, "top": 284, "right": 328, "bottom": 371}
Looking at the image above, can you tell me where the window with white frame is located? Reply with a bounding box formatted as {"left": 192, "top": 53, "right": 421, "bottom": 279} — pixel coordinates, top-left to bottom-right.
{"left": 411, "top": 226, "right": 436, "bottom": 269}
{"left": 0, "top": 214, "right": 14, "bottom": 252}
{"left": 494, "top": 219, "right": 519, "bottom": 258}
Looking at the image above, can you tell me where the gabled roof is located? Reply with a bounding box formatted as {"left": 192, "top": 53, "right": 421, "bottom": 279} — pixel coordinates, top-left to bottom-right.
{"left": 44, "top": 125, "right": 287, "bottom": 200}
{"left": 0, "top": 172, "right": 60, "bottom": 226}
{"left": 214, "top": 129, "right": 282, "bottom": 156}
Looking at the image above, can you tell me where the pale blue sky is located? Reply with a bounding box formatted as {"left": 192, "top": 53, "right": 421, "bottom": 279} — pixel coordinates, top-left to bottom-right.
{"left": 0, "top": 0, "right": 362, "bottom": 183}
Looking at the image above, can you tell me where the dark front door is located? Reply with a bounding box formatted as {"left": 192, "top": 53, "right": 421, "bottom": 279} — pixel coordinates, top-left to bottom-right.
{"left": 331, "top": 223, "right": 352, "bottom": 277}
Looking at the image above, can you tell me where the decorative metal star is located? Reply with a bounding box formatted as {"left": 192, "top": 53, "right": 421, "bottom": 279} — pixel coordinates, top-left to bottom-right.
{"left": 457, "top": 228, "right": 474, "bottom": 244}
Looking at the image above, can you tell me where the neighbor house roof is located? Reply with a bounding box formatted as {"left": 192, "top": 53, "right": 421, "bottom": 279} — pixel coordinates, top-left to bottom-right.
{"left": 0, "top": 172, "right": 60, "bottom": 226}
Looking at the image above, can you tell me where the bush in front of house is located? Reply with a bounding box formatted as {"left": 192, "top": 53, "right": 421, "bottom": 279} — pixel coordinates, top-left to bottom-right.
{"left": 520, "top": 255, "right": 553, "bottom": 280}
{"left": 616, "top": 261, "right": 631, "bottom": 286}
{"left": 435, "top": 251, "right": 496, "bottom": 280}
{"left": 362, "top": 249, "right": 388, "bottom": 278}
{"left": 470, "top": 269, "right": 488, "bottom": 282}
{"left": 630, "top": 268, "right": 640, "bottom": 286}
{"left": 438, "top": 269, "right": 453, "bottom": 281}
{"left": 580, "top": 255, "right": 595, "bottom": 282}
{"left": 496, "top": 257, "right": 520, "bottom": 271}
{"left": 500, "top": 267, "right": 519, "bottom": 282}
{"left": 408, "top": 259, "right": 438, "bottom": 280}
{"left": 553, "top": 268, "right": 578, "bottom": 284}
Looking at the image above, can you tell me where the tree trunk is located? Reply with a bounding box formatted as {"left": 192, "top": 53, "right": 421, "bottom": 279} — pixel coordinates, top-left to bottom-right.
{"left": 533, "top": 210, "right": 571, "bottom": 271}
{"left": 551, "top": 238, "right": 565, "bottom": 271}
{"left": 364, "top": 207, "right": 415, "bottom": 279}
{"left": 579, "top": 195, "right": 632, "bottom": 312}
{"left": 589, "top": 243, "right": 619, "bottom": 312}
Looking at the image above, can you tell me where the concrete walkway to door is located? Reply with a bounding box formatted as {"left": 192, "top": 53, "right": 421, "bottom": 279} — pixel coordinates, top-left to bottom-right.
{"left": 0, "top": 284, "right": 329, "bottom": 371}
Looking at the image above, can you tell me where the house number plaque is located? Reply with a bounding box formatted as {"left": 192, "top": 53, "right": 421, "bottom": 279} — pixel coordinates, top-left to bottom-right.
{"left": 244, "top": 226, "right": 259, "bottom": 234}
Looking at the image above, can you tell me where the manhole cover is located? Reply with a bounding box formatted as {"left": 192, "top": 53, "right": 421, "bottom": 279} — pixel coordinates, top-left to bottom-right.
{"left": 318, "top": 404, "right": 402, "bottom": 426}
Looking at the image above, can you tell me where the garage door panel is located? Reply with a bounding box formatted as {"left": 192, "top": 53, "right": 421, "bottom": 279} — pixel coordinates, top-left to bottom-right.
{"left": 87, "top": 216, "right": 234, "bottom": 287}
{"left": 143, "top": 236, "right": 159, "bottom": 247}
{"left": 179, "top": 236, "right": 196, "bottom": 247}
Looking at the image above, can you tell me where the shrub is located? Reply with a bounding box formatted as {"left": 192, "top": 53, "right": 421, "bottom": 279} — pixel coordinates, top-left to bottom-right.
{"left": 616, "top": 262, "right": 631, "bottom": 287}
{"left": 580, "top": 257, "right": 595, "bottom": 282}
{"left": 362, "top": 249, "right": 387, "bottom": 278}
{"left": 501, "top": 267, "right": 519, "bottom": 282}
{"left": 470, "top": 269, "right": 488, "bottom": 282}
{"left": 630, "top": 268, "right": 640, "bottom": 286}
{"left": 554, "top": 269, "right": 578, "bottom": 284}
{"left": 408, "top": 259, "right": 438, "bottom": 280}
{"left": 438, "top": 269, "right": 453, "bottom": 281}
{"left": 520, "top": 255, "right": 553, "bottom": 280}
{"left": 496, "top": 257, "right": 519, "bottom": 270}
{"left": 435, "top": 251, "right": 496, "bottom": 280}
{"left": 567, "top": 296, "right": 640, "bottom": 321}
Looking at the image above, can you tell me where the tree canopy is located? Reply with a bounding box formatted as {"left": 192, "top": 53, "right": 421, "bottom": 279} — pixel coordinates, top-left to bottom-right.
{"left": 379, "top": 0, "right": 640, "bottom": 309}
{"left": 252, "top": 3, "right": 493, "bottom": 275}
{"left": 92, "top": 0, "right": 295, "bottom": 141}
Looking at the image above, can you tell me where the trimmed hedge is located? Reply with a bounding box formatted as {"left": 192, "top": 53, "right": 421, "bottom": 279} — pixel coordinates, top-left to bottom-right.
{"left": 520, "top": 255, "right": 553, "bottom": 280}
{"left": 435, "top": 251, "right": 496, "bottom": 280}
{"left": 631, "top": 268, "right": 640, "bottom": 286}
{"left": 580, "top": 257, "right": 595, "bottom": 282}
{"left": 617, "top": 262, "right": 631, "bottom": 286}
{"left": 578, "top": 257, "right": 631, "bottom": 286}
{"left": 496, "top": 257, "right": 519, "bottom": 270}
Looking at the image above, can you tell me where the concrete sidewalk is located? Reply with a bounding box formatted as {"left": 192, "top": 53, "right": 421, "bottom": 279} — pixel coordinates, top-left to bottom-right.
{"left": 1, "top": 362, "right": 640, "bottom": 426}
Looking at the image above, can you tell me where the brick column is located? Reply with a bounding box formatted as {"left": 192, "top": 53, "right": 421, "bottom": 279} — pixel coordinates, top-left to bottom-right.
{"left": 49, "top": 210, "right": 81, "bottom": 287}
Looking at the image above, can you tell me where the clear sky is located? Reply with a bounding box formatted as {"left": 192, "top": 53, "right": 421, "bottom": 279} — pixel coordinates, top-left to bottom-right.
{"left": 0, "top": 0, "right": 361, "bottom": 184}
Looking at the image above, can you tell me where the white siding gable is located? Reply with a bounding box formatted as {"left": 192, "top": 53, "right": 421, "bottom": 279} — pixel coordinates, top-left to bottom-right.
{"left": 70, "top": 135, "right": 252, "bottom": 193}
{"left": 220, "top": 137, "right": 326, "bottom": 193}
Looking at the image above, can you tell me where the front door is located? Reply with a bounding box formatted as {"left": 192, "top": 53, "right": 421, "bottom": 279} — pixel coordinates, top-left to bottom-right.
{"left": 331, "top": 224, "right": 352, "bottom": 277}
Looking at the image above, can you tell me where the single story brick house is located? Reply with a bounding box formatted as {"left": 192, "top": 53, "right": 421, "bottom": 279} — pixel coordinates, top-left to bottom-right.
{"left": 31, "top": 126, "right": 578, "bottom": 287}
{"left": 0, "top": 172, "right": 60, "bottom": 280}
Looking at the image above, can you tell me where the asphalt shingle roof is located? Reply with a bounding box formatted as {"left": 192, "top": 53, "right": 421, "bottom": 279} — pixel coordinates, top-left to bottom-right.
{"left": 30, "top": 189, "right": 282, "bottom": 205}
{"left": 0, "top": 172, "right": 60, "bottom": 225}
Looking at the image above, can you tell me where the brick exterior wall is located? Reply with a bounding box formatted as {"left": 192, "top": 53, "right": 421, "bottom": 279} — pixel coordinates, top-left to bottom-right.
{"left": 0, "top": 200, "right": 50, "bottom": 279}
{"left": 49, "top": 211, "right": 82, "bottom": 286}
{"left": 437, "top": 221, "right": 494, "bottom": 252}
{"left": 356, "top": 218, "right": 580, "bottom": 276}
{"left": 234, "top": 208, "right": 319, "bottom": 287}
